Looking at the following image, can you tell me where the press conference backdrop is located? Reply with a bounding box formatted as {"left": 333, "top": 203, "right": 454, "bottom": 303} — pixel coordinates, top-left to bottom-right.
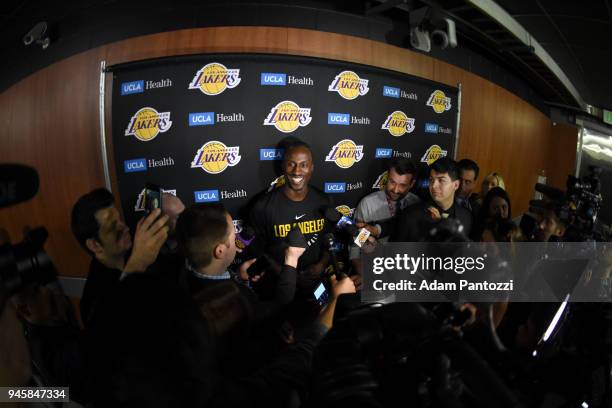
{"left": 109, "top": 54, "right": 458, "bottom": 228}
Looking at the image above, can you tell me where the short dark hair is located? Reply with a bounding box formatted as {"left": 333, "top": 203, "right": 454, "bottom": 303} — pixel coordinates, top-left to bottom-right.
{"left": 430, "top": 157, "right": 460, "bottom": 181}
{"left": 282, "top": 140, "right": 313, "bottom": 161}
{"left": 388, "top": 157, "right": 416, "bottom": 177}
{"left": 457, "top": 159, "right": 480, "bottom": 180}
{"left": 71, "top": 188, "right": 115, "bottom": 253}
{"left": 176, "top": 203, "right": 230, "bottom": 269}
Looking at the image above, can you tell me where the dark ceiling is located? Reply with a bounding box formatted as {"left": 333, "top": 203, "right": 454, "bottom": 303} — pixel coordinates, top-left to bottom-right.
{"left": 493, "top": 0, "right": 612, "bottom": 111}
{"left": 1, "top": 0, "right": 610, "bottom": 113}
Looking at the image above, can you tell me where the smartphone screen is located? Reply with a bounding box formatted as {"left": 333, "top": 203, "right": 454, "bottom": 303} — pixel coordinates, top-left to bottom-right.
{"left": 144, "top": 184, "right": 162, "bottom": 215}
{"left": 314, "top": 282, "right": 329, "bottom": 306}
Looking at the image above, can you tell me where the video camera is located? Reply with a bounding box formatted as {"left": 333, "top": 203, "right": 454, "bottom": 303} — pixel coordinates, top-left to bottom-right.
{"left": 528, "top": 166, "right": 603, "bottom": 241}
{"left": 0, "top": 164, "right": 56, "bottom": 311}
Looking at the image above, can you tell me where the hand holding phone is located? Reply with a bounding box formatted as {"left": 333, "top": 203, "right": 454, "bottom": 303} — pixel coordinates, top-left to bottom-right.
{"left": 144, "top": 184, "right": 162, "bottom": 215}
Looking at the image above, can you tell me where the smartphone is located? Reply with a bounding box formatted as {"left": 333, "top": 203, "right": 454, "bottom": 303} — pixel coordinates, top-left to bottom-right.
{"left": 246, "top": 255, "right": 270, "bottom": 277}
{"left": 313, "top": 282, "right": 330, "bottom": 306}
{"left": 144, "top": 184, "right": 162, "bottom": 215}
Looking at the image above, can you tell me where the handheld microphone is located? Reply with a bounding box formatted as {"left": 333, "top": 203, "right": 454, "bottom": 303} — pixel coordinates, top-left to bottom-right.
{"left": 323, "top": 232, "right": 342, "bottom": 280}
{"left": 322, "top": 207, "right": 371, "bottom": 247}
{"left": 235, "top": 226, "right": 255, "bottom": 251}
{"left": 0, "top": 164, "right": 39, "bottom": 209}
{"left": 287, "top": 226, "right": 307, "bottom": 248}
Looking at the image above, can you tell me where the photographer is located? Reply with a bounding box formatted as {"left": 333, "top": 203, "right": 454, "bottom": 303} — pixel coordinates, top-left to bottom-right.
{"left": 70, "top": 188, "right": 169, "bottom": 325}
{"left": 86, "top": 219, "right": 355, "bottom": 408}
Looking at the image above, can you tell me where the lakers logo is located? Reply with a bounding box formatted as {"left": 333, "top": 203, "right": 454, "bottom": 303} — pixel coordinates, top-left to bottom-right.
{"left": 188, "top": 63, "right": 241, "bottom": 95}
{"left": 336, "top": 205, "right": 354, "bottom": 218}
{"left": 263, "top": 101, "right": 312, "bottom": 133}
{"left": 421, "top": 145, "right": 448, "bottom": 165}
{"left": 325, "top": 139, "right": 364, "bottom": 169}
{"left": 381, "top": 111, "right": 415, "bottom": 137}
{"left": 426, "top": 90, "right": 451, "bottom": 113}
{"left": 191, "top": 141, "right": 241, "bottom": 174}
{"left": 125, "top": 107, "right": 172, "bottom": 141}
{"left": 328, "top": 71, "right": 369, "bottom": 100}
{"left": 372, "top": 171, "right": 389, "bottom": 190}
{"left": 267, "top": 175, "right": 286, "bottom": 192}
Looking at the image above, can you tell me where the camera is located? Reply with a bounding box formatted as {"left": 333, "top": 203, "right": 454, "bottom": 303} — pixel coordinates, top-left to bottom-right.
{"left": 0, "top": 164, "right": 56, "bottom": 311}
{"left": 0, "top": 227, "right": 56, "bottom": 299}
{"left": 529, "top": 166, "right": 604, "bottom": 241}
{"left": 23, "top": 22, "right": 51, "bottom": 49}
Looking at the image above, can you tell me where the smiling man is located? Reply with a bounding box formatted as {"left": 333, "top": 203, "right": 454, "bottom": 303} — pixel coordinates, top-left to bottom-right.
{"left": 249, "top": 140, "right": 332, "bottom": 285}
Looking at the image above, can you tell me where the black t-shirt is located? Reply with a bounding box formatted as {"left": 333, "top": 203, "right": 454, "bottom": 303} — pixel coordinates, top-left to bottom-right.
{"left": 249, "top": 186, "right": 333, "bottom": 269}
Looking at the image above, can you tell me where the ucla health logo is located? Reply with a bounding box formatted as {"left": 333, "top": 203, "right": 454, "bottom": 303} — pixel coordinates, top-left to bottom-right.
{"left": 328, "top": 71, "right": 369, "bottom": 100}
{"left": 375, "top": 148, "right": 393, "bottom": 159}
{"left": 124, "top": 158, "right": 147, "bottom": 173}
{"left": 425, "top": 123, "right": 439, "bottom": 133}
{"left": 263, "top": 101, "right": 312, "bottom": 133}
{"left": 381, "top": 111, "right": 415, "bottom": 137}
{"left": 261, "top": 73, "right": 286, "bottom": 86}
{"left": 421, "top": 145, "right": 448, "bottom": 165}
{"left": 125, "top": 107, "right": 172, "bottom": 142}
{"left": 121, "top": 80, "right": 144, "bottom": 95}
{"left": 260, "top": 148, "right": 284, "bottom": 161}
{"left": 325, "top": 139, "right": 364, "bottom": 169}
{"left": 194, "top": 190, "right": 220, "bottom": 203}
{"left": 325, "top": 182, "right": 346, "bottom": 193}
{"left": 189, "top": 112, "right": 214, "bottom": 126}
{"left": 188, "top": 62, "right": 241, "bottom": 95}
{"left": 327, "top": 113, "right": 350, "bottom": 126}
{"left": 426, "top": 90, "right": 452, "bottom": 113}
{"left": 191, "top": 141, "right": 241, "bottom": 174}
{"left": 383, "top": 86, "right": 400, "bottom": 98}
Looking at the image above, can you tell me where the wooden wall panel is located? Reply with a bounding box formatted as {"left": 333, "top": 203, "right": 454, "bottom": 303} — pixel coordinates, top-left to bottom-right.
{"left": 0, "top": 26, "right": 575, "bottom": 278}
{"left": 547, "top": 123, "right": 578, "bottom": 190}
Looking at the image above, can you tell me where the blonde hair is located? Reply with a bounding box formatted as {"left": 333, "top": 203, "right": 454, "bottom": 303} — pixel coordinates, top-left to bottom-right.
{"left": 482, "top": 172, "right": 505, "bottom": 196}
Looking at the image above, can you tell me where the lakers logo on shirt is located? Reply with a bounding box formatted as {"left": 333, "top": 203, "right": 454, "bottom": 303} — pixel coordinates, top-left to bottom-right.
{"left": 325, "top": 139, "right": 364, "bottom": 169}
{"left": 263, "top": 101, "right": 312, "bottom": 133}
{"left": 372, "top": 171, "right": 389, "bottom": 190}
{"left": 381, "top": 111, "right": 415, "bottom": 137}
{"left": 328, "top": 71, "right": 369, "bottom": 100}
{"left": 191, "top": 141, "right": 241, "bottom": 174}
{"left": 188, "top": 63, "right": 241, "bottom": 95}
{"left": 426, "top": 90, "right": 451, "bottom": 113}
{"left": 125, "top": 107, "right": 172, "bottom": 141}
{"left": 421, "top": 145, "right": 448, "bottom": 165}
{"left": 273, "top": 219, "right": 325, "bottom": 238}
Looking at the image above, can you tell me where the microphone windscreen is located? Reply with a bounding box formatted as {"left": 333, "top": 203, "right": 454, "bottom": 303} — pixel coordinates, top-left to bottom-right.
{"left": 534, "top": 183, "right": 565, "bottom": 202}
{"left": 323, "top": 207, "right": 342, "bottom": 223}
{"left": 0, "top": 164, "right": 39, "bottom": 208}
{"left": 287, "top": 226, "right": 307, "bottom": 248}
